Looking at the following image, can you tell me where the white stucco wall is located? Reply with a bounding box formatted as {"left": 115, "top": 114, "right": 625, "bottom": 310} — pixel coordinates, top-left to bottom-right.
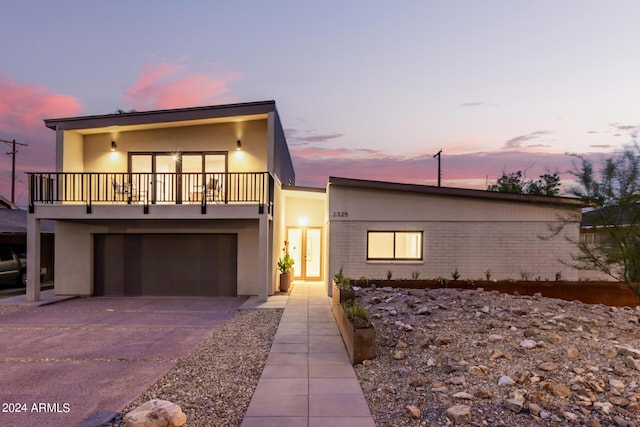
{"left": 328, "top": 185, "right": 581, "bottom": 283}
{"left": 81, "top": 119, "right": 269, "bottom": 173}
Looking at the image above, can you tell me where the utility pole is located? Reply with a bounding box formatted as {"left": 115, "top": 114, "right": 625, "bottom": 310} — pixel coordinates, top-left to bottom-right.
{"left": 433, "top": 149, "right": 442, "bottom": 187}
{"left": 1, "top": 138, "right": 29, "bottom": 203}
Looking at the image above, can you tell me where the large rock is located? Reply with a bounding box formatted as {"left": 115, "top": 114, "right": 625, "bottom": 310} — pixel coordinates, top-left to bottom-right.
{"left": 446, "top": 404, "right": 471, "bottom": 424}
{"left": 124, "top": 399, "right": 187, "bottom": 427}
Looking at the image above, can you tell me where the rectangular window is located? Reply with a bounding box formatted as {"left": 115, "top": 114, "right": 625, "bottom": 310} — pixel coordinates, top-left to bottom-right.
{"left": 367, "top": 231, "right": 423, "bottom": 260}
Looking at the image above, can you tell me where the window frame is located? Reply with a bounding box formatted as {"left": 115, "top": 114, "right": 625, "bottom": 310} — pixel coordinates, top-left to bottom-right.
{"left": 366, "top": 230, "right": 424, "bottom": 261}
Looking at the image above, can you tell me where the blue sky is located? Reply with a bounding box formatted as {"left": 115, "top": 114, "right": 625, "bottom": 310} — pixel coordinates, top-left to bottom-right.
{"left": 1, "top": 1, "right": 639, "bottom": 205}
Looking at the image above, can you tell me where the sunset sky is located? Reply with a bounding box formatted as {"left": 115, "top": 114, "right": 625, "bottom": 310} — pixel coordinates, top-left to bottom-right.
{"left": 1, "top": 1, "right": 639, "bottom": 206}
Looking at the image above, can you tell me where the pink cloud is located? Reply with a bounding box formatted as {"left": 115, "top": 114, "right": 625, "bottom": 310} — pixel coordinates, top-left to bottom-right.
{"left": 0, "top": 75, "right": 83, "bottom": 206}
{"left": 124, "top": 62, "right": 241, "bottom": 110}
{"left": 0, "top": 75, "right": 83, "bottom": 131}
{"left": 291, "top": 147, "right": 601, "bottom": 195}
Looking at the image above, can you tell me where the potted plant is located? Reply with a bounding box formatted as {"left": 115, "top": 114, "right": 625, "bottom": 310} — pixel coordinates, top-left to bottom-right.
{"left": 277, "top": 245, "right": 295, "bottom": 292}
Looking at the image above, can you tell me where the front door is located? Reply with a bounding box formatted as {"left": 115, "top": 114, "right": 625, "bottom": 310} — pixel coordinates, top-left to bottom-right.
{"left": 287, "top": 227, "right": 322, "bottom": 281}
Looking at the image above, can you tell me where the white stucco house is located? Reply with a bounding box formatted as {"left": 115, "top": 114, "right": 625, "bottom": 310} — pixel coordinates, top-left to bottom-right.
{"left": 25, "top": 101, "right": 584, "bottom": 302}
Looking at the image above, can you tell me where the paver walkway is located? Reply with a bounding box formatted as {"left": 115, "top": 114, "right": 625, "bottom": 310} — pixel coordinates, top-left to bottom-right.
{"left": 241, "top": 282, "right": 376, "bottom": 427}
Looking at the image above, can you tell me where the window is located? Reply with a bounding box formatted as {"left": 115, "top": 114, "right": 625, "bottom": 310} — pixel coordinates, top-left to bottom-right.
{"left": 367, "top": 231, "right": 423, "bottom": 260}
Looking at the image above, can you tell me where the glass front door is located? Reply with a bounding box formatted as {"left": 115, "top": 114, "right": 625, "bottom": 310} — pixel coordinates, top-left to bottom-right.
{"left": 287, "top": 227, "right": 322, "bottom": 281}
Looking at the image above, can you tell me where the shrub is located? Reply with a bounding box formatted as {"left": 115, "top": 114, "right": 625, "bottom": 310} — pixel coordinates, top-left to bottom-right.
{"left": 341, "top": 300, "right": 371, "bottom": 328}
{"left": 520, "top": 271, "right": 533, "bottom": 281}
{"left": 411, "top": 271, "right": 420, "bottom": 280}
{"left": 334, "top": 267, "right": 352, "bottom": 291}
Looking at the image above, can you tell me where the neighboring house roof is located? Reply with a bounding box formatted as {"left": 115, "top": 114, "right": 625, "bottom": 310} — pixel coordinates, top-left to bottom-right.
{"left": 328, "top": 176, "right": 585, "bottom": 207}
{"left": 0, "top": 209, "right": 54, "bottom": 234}
{"left": 44, "top": 100, "right": 278, "bottom": 131}
{"left": 580, "top": 205, "right": 640, "bottom": 228}
{"left": 0, "top": 195, "right": 17, "bottom": 209}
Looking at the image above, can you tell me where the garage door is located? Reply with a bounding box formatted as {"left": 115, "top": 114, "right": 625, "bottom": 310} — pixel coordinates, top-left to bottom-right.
{"left": 93, "top": 234, "right": 237, "bottom": 296}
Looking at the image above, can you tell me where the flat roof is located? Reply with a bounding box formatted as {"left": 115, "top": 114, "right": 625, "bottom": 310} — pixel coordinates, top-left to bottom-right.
{"left": 44, "top": 100, "right": 277, "bottom": 132}
{"left": 328, "top": 176, "right": 585, "bottom": 207}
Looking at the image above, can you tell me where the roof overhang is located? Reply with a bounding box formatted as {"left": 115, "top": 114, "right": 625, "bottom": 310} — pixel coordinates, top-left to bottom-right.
{"left": 328, "top": 176, "right": 585, "bottom": 208}
{"left": 44, "top": 100, "right": 276, "bottom": 134}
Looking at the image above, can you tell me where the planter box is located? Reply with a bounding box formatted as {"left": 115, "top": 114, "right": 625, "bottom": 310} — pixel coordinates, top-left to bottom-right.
{"left": 331, "top": 280, "right": 355, "bottom": 307}
{"left": 350, "top": 279, "right": 638, "bottom": 307}
{"left": 331, "top": 282, "right": 375, "bottom": 364}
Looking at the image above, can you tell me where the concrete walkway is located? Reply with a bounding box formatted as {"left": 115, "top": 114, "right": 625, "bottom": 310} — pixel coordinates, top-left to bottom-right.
{"left": 241, "top": 282, "right": 376, "bottom": 427}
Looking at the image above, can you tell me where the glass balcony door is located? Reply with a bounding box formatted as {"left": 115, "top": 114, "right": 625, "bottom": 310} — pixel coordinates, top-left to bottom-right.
{"left": 155, "top": 155, "right": 177, "bottom": 203}
{"left": 130, "top": 152, "right": 227, "bottom": 204}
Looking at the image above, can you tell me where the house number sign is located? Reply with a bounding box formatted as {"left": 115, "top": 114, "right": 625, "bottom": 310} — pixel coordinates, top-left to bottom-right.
{"left": 332, "top": 211, "right": 349, "bottom": 218}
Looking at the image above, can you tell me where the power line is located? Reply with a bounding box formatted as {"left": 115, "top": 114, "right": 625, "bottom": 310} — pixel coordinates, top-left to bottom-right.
{"left": 1, "top": 138, "right": 29, "bottom": 203}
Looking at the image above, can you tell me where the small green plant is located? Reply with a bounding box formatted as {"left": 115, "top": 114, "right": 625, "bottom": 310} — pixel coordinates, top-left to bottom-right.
{"left": 555, "top": 271, "right": 563, "bottom": 281}
{"left": 451, "top": 267, "right": 460, "bottom": 281}
{"left": 277, "top": 249, "right": 294, "bottom": 273}
{"left": 334, "top": 267, "right": 353, "bottom": 290}
{"left": 434, "top": 276, "right": 447, "bottom": 285}
{"left": 520, "top": 271, "right": 533, "bottom": 281}
{"left": 485, "top": 268, "right": 492, "bottom": 281}
{"left": 386, "top": 270, "right": 393, "bottom": 280}
{"left": 465, "top": 278, "right": 474, "bottom": 285}
{"left": 411, "top": 271, "right": 420, "bottom": 280}
{"left": 342, "top": 300, "right": 370, "bottom": 322}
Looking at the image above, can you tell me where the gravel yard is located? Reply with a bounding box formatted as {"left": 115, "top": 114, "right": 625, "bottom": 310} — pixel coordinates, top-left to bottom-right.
{"left": 354, "top": 285, "right": 640, "bottom": 427}
{"left": 6, "top": 286, "right": 640, "bottom": 426}
{"left": 104, "top": 308, "right": 282, "bottom": 427}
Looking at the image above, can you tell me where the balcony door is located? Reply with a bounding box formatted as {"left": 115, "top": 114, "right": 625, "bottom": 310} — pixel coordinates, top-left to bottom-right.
{"left": 130, "top": 152, "right": 226, "bottom": 204}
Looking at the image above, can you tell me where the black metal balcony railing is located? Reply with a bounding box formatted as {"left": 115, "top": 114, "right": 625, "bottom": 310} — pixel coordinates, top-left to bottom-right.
{"left": 28, "top": 172, "right": 274, "bottom": 214}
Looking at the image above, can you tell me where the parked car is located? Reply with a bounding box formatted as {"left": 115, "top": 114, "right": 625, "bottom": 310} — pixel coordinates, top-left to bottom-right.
{"left": 0, "top": 246, "right": 26, "bottom": 287}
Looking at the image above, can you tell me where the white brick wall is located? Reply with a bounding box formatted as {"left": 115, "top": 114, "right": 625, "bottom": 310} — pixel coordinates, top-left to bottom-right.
{"left": 327, "top": 185, "right": 581, "bottom": 284}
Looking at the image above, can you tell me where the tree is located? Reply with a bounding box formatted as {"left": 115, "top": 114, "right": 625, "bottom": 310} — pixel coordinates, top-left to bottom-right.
{"left": 488, "top": 170, "right": 561, "bottom": 196}
{"left": 568, "top": 144, "right": 640, "bottom": 302}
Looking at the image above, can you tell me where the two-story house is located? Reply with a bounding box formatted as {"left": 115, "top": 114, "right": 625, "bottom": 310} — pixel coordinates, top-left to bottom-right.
{"left": 26, "top": 101, "right": 322, "bottom": 302}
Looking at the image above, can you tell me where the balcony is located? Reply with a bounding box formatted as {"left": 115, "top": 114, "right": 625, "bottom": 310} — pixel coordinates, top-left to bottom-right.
{"left": 28, "top": 172, "right": 274, "bottom": 214}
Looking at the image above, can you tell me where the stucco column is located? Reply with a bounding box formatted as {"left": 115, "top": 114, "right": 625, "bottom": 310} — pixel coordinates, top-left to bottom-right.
{"left": 26, "top": 214, "right": 41, "bottom": 302}
{"left": 258, "top": 215, "right": 269, "bottom": 302}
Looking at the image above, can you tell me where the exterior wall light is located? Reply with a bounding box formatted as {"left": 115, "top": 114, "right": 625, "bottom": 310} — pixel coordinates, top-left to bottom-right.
{"left": 111, "top": 140, "right": 117, "bottom": 152}
{"left": 236, "top": 139, "right": 242, "bottom": 151}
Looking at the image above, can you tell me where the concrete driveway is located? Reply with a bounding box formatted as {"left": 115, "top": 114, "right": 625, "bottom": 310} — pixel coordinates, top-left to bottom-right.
{"left": 0, "top": 296, "right": 247, "bottom": 427}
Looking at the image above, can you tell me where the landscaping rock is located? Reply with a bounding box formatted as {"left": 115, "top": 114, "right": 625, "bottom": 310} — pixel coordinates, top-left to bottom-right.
{"left": 353, "top": 286, "right": 640, "bottom": 427}
{"left": 123, "top": 399, "right": 186, "bottom": 427}
{"left": 445, "top": 404, "right": 471, "bottom": 424}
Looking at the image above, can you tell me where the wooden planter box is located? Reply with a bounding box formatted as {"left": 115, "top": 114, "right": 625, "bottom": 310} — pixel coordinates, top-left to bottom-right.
{"left": 350, "top": 279, "right": 639, "bottom": 307}
{"left": 331, "top": 280, "right": 355, "bottom": 307}
{"left": 331, "top": 282, "right": 375, "bottom": 364}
